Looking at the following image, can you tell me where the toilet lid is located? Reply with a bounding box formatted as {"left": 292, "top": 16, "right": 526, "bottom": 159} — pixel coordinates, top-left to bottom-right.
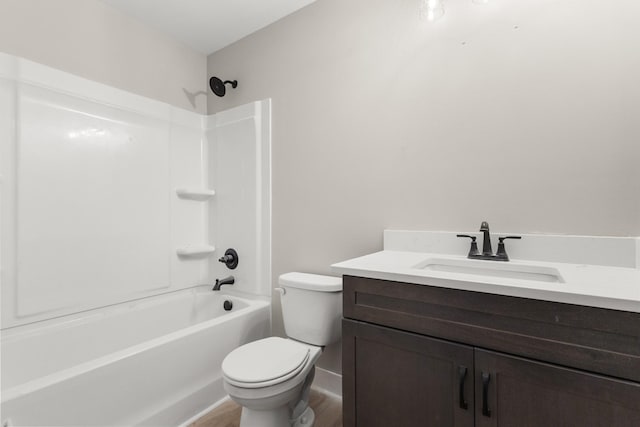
{"left": 222, "top": 337, "right": 310, "bottom": 387}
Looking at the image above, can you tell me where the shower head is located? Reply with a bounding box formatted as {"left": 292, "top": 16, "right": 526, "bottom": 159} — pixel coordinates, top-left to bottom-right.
{"left": 209, "top": 76, "right": 238, "bottom": 97}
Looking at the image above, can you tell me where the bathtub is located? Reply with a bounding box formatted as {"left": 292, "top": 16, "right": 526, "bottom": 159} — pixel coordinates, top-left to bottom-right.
{"left": 0, "top": 286, "right": 270, "bottom": 426}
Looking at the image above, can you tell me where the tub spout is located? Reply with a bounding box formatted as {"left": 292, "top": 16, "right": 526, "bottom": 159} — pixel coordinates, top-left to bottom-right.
{"left": 213, "top": 276, "right": 235, "bottom": 291}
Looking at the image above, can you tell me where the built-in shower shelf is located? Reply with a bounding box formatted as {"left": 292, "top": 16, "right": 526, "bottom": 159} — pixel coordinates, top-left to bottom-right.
{"left": 176, "top": 246, "right": 216, "bottom": 257}
{"left": 175, "top": 188, "right": 216, "bottom": 200}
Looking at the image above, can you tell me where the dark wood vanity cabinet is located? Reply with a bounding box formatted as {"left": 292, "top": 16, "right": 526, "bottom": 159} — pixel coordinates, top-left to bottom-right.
{"left": 473, "top": 349, "right": 640, "bottom": 427}
{"left": 343, "top": 319, "right": 474, "bottom": 427}
{"left": 342, "top": 275, "right": 640, "bottom": 427}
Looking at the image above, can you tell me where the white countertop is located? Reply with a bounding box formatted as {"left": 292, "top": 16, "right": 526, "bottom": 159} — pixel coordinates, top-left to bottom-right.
{"left": 332, "top": 250, "right": 640, "bottom": 313}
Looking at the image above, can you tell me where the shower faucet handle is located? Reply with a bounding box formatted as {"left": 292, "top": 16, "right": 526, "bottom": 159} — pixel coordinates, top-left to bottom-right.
{"left": 218, "top": 248, "right": 239, "bottom": 269}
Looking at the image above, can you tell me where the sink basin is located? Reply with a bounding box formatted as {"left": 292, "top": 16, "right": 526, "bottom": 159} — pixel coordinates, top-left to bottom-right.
{"left": 414, "top": 258, "right": 564, "bottom": 283}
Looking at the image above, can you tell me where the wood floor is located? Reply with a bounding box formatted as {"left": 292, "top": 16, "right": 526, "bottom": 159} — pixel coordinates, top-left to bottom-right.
{"left": 189, "top": 388, "right": 342, "bottom": 427}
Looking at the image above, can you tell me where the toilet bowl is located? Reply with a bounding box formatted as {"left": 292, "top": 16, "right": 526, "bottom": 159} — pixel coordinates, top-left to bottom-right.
{"left": 221, "top": 273, "right": 342, "bottom": 427}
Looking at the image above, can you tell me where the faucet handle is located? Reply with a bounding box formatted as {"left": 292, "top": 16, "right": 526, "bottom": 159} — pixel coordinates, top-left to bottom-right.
{"left": 457, "top": 234, "right": 476, "bottom": 240}
{"left": 457, "top": 234, "right": 480, "bottom": 257}
{"left": 496, "top": 236, "right": 522, "bottom": 261}
{"left": 218, "top": 248, "right": 239, "bottom": 269}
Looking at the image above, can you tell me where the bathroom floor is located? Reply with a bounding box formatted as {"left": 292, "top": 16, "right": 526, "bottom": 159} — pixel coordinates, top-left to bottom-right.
{"left": 189, "top": 388, "right": 342, "bottom": 427}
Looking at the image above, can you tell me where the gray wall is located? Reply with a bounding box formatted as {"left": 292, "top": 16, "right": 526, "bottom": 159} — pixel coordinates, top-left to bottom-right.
{"left": 0, "top": 0, "right": 207, "bottom": 112}
{"left": 207, "top": 0, "right": 640, "bottom": 374}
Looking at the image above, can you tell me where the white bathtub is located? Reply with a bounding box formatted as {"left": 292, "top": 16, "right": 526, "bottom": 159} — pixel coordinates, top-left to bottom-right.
{"left": 0, "top": 286, "right": 270, "bottom": 426}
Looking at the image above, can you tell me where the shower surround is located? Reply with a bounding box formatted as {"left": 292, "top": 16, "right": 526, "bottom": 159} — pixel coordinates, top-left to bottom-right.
{"left": 0, "top": 52, "right": 272, "bottom": 426}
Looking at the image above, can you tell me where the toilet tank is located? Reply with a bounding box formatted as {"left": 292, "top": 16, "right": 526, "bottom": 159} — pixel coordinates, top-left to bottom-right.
{"left": 278, "top": 272, "right": 343, "bottom": 346}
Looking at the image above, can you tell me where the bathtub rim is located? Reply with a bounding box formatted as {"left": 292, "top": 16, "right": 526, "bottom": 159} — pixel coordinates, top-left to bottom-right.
{"left": 1, "top": 284, "right": 266, "bottom": 334}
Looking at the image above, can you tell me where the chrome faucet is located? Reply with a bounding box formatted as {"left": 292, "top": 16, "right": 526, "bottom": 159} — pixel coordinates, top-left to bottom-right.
{"left": 212, "top": 275, "right": 235, "bottom": 291}
{"left": 457, "top": 222, "right": 521, "bottom": 261}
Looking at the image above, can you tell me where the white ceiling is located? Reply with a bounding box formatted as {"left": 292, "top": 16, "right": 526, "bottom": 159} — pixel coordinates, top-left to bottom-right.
{"left": 100, "top": 0, "right": 317, "bottom": 55}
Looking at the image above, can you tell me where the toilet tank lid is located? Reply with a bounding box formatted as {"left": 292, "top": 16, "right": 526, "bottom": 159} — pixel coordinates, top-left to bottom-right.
{"left": 279, "top": 272, "right": 342, "bottom": 292}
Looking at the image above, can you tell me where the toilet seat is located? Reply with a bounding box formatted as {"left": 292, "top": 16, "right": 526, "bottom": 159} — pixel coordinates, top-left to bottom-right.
{"left": 222, "top": 337, "right": 311, "bottom": 389}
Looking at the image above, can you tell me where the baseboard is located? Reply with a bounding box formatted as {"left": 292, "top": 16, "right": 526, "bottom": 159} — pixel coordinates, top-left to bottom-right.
{"left": 313, "top": 367, "right": 342, "bottom": 398}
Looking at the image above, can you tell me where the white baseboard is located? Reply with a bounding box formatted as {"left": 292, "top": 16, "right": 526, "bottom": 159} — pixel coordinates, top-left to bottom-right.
{"left": 313, "top": 367, "right": 342, "bottom": 398}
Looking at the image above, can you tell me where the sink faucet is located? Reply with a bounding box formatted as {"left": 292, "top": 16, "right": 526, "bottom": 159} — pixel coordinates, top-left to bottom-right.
{"left": 479, "top": 221, "right": 492, "bottom": 256}
{"left": 212, "top": 275, "right": 235, "bottom": 291}
{"left": 457, "top": 222, "right": 521, "bottom": 261}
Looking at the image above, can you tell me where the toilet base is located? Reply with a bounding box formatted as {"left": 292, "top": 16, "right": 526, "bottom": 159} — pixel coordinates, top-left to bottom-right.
{"left": 234, "top": 369, "right": 314, "bottom": 427}
{"left": 293, "top": 406, "right": 315, "bottom": 427}
{"left": 239, "top": 405, "right": 289, "bottom": 427}
{"left": 239, "top": 405, "right": 315, "bottom": 427}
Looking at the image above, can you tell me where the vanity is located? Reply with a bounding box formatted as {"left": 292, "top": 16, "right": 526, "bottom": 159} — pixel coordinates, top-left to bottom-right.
{"left": 333, "top": 230, "right": 640, "bottom": 427}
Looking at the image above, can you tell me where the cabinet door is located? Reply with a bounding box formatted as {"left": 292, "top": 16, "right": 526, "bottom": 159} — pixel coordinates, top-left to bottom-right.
{"left": 343, "top": 319, "right": 474, "bottom": 427}
{"left": 475, "top": 349, "right": 640, "bottom": 427}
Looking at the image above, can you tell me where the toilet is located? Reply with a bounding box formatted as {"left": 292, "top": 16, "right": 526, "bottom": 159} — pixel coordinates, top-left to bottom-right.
{"left": 221, "top": 272, "right": 343, "bottom": 427}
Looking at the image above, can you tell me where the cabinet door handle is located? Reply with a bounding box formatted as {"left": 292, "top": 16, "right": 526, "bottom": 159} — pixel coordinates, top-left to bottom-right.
{"left": 458, "top": 366, "right": 468, "bottom": 410}
{"left": 481, "top": 372, "right": 491, "bottom": 417}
